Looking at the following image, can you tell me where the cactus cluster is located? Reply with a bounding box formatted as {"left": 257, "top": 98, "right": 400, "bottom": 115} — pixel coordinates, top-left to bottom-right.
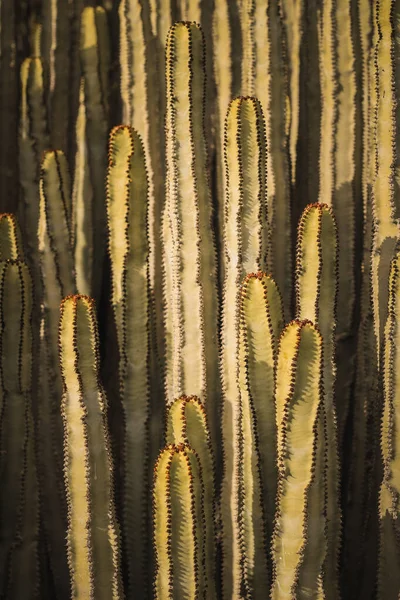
{"left": 0, "top": 0, "right": 399, "bottom": 599}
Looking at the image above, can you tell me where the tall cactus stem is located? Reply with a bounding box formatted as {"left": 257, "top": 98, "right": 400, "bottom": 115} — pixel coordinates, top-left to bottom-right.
{"left": 0, "top": 214, "right": 24, "bottom": 261}
{"left": 60, "top": 294, "right": 123, "bottom": 600}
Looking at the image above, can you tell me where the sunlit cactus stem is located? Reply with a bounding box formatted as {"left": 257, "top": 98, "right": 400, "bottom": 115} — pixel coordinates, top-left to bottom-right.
{"left": 295, "top": 203, "right": 341, "bottom": 597}
{"left": 272, "top": 320, "right": 327, "bottom": 599}
{"left": 60, "top": 294, "right": 123, "bottom": 600}
{"left": 166, "top": 395, "right": 217, "bottom": 599}
{"left": 18, "top": 57, "right": 49, "bottom": 276}
{"left": 220, "top": 95, "right": 269, "bottom": 599}
{"left": 162, "top": 21, "right": 219, "bottom": 446}
{"left": 0, "top": 259, "right": 38, "bottom": 599}
{"left": 106, "top": 124, "right": 151, "bottom": 597}
{"left": 0, "top": 213, "right": 24, "bottom": 260}
{"left": 378, "top": 247, "right": 400, "bottom": 598}
{"left": 237, "top": 271, "right": 284, "bottom": 588}
{"left": 153, "top": 443, "right": 206, "bottom": 599}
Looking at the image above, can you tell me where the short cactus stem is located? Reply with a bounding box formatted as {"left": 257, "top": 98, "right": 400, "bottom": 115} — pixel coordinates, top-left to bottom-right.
{"left": 166, "top": 395, "right": 217, "bottom": 599}
{"left": 153, "top": 443, "right": 206, "bottom": 599}
{"left": 60, "top": 294, "right": 123, "bottom": 600}
{"left": 0, "top": 214, "right": 24, "bottom": 260}
{"left": 272, "top": 320, "right": 327, "bottom": 599}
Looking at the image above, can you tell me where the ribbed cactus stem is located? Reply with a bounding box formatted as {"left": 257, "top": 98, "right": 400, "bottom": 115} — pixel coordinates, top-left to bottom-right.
{"left": 153, "top": 443, "right": 206, "bottom": 599}
{"left": 166, "top": 395, "right": 216, "bottom": 599}
{"left": 241, "top": 0, "right": 292, "bottom": 314}
{"left": 38, "top": 149, "right": 76, "bottom": 596}
{"left": 371, "top": 0, "right": 399, "bottom": 358}
{"left": 220, "top": 95, "right": 268, "bottom": 599}
{"left": 238, "top": 272, "right": 283, "bottom": 581}
{"left": 0, "top": 260, "right": 38, "bottom": 599}
{"left": 106, "top": 124, "right": 150, "bottom": 597}
{"left": 60, "top": 294, "right": 123, "bottom": 600}
{"left": 18, "top": 57, "right": 49, "bottom": 268}
{"left": 0, "top": 214, "right": 24, "bottom": 260}
{"left": 378, "top": 247, "right": 400, "bottom": 597}
{"left": 271, "top": 320, "right": 327, "bottom": 599}
{"left": 119, "top": 0, "right": 165, "bottom": 360}
{"left": 162, "top": 22, "right": 219, "bottom": 430}
{"left": 296, "top": 203, "right": 340, "bottom": 597}
{"left": 42, "top": 0, "right": 70, "bottom": 151}
{"left": 72, "top": 78, "right": 93, "bottom": 295}
{"left": 80, "top": 6, "right": 110, "bottom": 300}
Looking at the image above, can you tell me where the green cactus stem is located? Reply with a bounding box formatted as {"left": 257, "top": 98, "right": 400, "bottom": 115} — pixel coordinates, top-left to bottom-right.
{"left": 240, "top": 0, "right": 292, "bottom": 315}
{"left": 42, "top": 0, "right": 70, "bottom": 151}
{"left": 106, "top": 124, "right": 151, "bottom": 597}
{"left": 37, "top": 148, "right": 76, "bottom": 597}
{"left": 166, "top": 395, "right": 217, "bottom": 599}
{"left": 0, "top": 214, "right": 24, "bottom": 260}
{"left": 18, "top": 57, "right": 49, "bottom": 273}
{"left": 60, "top": 294, "right": 123, "bottom": 600}
{"left": 153, "top": 443, "right": 206, "bottom": 599}
{"left": 378, "top": 247, "right": 400, "bottom": 598}
{"left": 162, "top": 22, "right": 219, "bottom": 438}
{"left": 271, "top": 319, "right": 327, "bottom": 599}
{"left": 238, "top": 271, "right": 284, "bottom": 585}
{"left": 72, "top": 78, "right": 93, "bottom": 296}
{"left": 295, "top": 203, "right": 341, "bottom": 598}
{"left": 220, "top": 95, "right": 268, "bottom": 599}
{"left": 0, "top": 259, "right": 38, "bottom": 599}
{"left": 80, "top": 5, "right": 110, "bottom": 300}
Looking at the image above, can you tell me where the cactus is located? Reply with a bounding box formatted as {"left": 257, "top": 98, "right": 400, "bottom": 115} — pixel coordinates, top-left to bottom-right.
{"left": 153, "top": 443, "right": 207, "bottom": 599}
{"left": 165, "top": 395, "right": 217, "bottom": 599}
{"left": 106, "top": 124, "right": 151, "bottom": 597}
{"left": 295, "top": 203, "right": 341, "bottom": 597}
{"left": 162, "top": 22, "right": 219, "bottom": 434}
{"left": 271, "top": 319, "right": 327, "bottom": 599}
{"left": 80, "top": 6, "right": 110, "bottom": 299}
{"left": 220, "top": 95, "right": 268, "bottom": 599}
{"left": 0, "top": 260, "right": 38, "bottom": 599}
{"left": 0, "top": 214, "right": 24, "bottom": 260}
{"left": 235, "top": 271, "right": 284, "bottom": 595}
{"left": 37, "top": 148, "right": 76, "bottom": 597}
{"left": 378, "top": 247, "right": 400, "bottom": 598}
{"left": 240, "top": 0, "right": 292, "bottom": 315}
{"left": 18, "top": 57, "right": 49, "bottom": 272}
{"left": 60, "top": 294, "right": 123, "bottom": 600}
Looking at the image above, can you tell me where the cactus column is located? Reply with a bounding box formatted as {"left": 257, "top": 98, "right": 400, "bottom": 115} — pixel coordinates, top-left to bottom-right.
{"left": 60, "top": 294, "right": 123, "bottom": 600}
{"left": 162, "top": 22, "right": 219, "bottom": 436}
{"left": 107, "top": 124, "right": 151, "bottom": 597}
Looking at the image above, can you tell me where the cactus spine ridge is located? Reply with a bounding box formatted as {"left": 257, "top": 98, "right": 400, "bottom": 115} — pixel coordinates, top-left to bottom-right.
{"left": 272, "top": 319, "right": 327, "bottom": 599}
{"left": 153, "top": 443, "right": 206, "bottom": 599}
{"left": 60, "top": 294, "right": 123, "bottom": 600}
{"left": 106, "top": 123, "right": 151, "bottom": 596}
{"left": 0, "top": 213, "right": 24, "bottom": 261}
